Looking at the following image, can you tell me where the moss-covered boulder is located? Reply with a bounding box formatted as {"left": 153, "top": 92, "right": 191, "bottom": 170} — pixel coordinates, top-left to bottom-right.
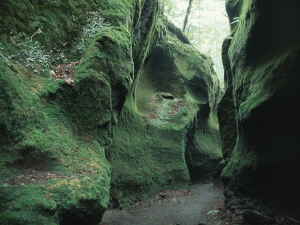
{"left": 0, "top": 0, "right": 152, "bottom": 224}
{"left": 218, "top": 0, "right": 300, "bottom": 219}
{"left": 109, "top": 19, "right": 222, "bottom": 207}
{"left": 0, "top": 55, "right": 111, "bottom": 225}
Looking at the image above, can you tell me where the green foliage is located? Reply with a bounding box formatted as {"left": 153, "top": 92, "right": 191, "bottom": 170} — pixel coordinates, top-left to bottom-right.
{"left": 162, "top": 0, "right": 229, "bottom": 83}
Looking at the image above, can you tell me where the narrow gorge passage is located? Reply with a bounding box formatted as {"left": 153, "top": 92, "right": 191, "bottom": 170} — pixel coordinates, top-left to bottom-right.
{"left": 1, "top": 0, "right": 300, "bottom": 224}
{"left": 101, "top": 183, "right": 224, "bottom": 225}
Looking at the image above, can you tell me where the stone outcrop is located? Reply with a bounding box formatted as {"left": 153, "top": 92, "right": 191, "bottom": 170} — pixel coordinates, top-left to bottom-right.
{"left": 218, "top": 0, "right": 300, "bottom": 219}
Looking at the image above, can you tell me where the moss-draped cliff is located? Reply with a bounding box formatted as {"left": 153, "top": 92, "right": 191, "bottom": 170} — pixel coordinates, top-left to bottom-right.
{"left": 0, "top": 0, "right": 222, "bottom": 224}
{"left": 0, "top": 0, "right": 152, "bottom": 224}
{"left": 218, "top": 0, "right": 300, "bottom": 220}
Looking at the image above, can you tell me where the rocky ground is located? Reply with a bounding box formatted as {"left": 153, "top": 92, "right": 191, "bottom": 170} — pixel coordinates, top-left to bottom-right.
{"left": 100, "top": 183, "right": 300, "bottom": 225}
{"left": 100, "top": 183, "right": 224, "bottom": 225}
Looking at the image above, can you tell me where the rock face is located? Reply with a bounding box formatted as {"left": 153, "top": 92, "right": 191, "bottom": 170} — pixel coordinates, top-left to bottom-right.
{"left": 109, "top": 20, "right": 222, "bottom": 207}
{"left": 0, "top": 0, "right": 146, "bottom": 224}
{"left": 0, "top": 0, "right": 222, "bottom": 223}
{"left": 218, "top": 0, "right": 300, "bottom": 219}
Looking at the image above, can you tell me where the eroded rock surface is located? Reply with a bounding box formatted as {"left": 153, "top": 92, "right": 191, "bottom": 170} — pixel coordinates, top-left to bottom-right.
{"left": 218, "top": 0, "right": 300, "bottom": 219}
{"left": 109, "top": 19, "right": 222, "bottom": 207}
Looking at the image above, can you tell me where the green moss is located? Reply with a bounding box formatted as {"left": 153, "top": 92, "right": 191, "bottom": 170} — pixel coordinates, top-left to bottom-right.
{"left": 0, "top": 75, "right": 111, "bottom": 224}
{"left": 0, "top": 0, "right": 153, "bottom": 222}
{"left": 237, "top": 49, "right": 294, "bottom": 120}
{"left": 0, "top": 14, "right": 118, "bottom": 225}
{"left": 132, "top": 0, "right": 161, "bottom": 79}
{"left": 109, "top": 106, "right": 190, "bottom": 207}
{"left": 0, "top": 185, "right": 58, "bottom": 225}
{"left": 0, "top": 0, "right": 136, "bottom": 76}
{"left": 109, "top": 18, "right": 222, "bottom": 206}
{"left": 0, "top": 55, "right": 111, "bottom": 222}
{"left": 220, "top": 2, "right": 300, "bottom": 217}
{"left": 0, "top": 169, "right": 111, "bottom": 225}
{"left": 0, "top": 0, "right": 221, "bottom": 221}
{"left": 0, "top": 0, "right": 132, "bottom": 51}
{"left": 75, "top": 26, "right": 133, "bottom": 113}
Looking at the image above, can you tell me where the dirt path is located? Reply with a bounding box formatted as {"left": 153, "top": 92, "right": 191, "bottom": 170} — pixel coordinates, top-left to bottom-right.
{"left": 100, "top": 183, "right": 224, "bottom": 225}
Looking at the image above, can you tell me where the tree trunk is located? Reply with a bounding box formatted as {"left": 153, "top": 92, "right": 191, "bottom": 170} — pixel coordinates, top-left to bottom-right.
{"left": 183, "top": 0, "right": 193, "bottom": 32}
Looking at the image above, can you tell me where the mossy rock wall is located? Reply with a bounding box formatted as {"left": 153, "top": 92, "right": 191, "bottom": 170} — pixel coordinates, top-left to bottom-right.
{"left": 109, "top": 20, "right": 222, "bottom": 207}
{"left": 0, "top": 0, "right": 158, "bottom": 224}
{"left": 218, "top": 0, "right": 300, "bottom": 219}
{"left": 0, "top": 0, "right": 222, "bottom": 223}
